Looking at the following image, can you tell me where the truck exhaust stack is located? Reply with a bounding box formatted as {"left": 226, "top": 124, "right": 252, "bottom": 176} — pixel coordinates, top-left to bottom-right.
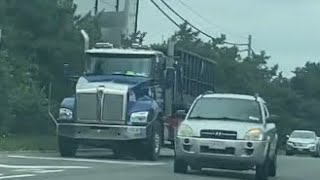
{"left": 80, "top": 29, "right": 89, "bottom": 51}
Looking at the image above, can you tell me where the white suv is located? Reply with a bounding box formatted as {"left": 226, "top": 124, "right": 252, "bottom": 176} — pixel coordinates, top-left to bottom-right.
{"left": 174, "top": 93, "right": 278, "bottom": 180}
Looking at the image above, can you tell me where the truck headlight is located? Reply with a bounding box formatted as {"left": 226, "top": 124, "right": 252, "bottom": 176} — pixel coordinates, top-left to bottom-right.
{"left": 59, "top": 108, "right": 73, "bottom": 120}
{"left": 245, "top": 128, "right": 264, "bottom": 141}
{"left": 130, "top": 111, "right": 149, "bottom": 123}
{"left": 177, "top": 124, "right": 194, "bottom": 137}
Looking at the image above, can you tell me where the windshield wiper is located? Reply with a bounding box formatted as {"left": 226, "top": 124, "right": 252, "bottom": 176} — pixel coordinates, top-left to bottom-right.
{"left": 112, "top": 72, "right": 147, "bottom": 77}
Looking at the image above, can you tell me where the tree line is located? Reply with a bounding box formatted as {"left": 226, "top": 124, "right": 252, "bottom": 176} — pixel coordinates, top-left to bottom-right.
{"left": 0, "top": 1, "right": 319, "bottom": 145}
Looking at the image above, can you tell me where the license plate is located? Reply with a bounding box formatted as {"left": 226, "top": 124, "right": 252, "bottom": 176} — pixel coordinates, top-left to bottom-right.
{"left": 209, "top": 141, "right": 226, "bottom": 150}
{"left": 97, "top": 128, "right": 116, "bottom": 135}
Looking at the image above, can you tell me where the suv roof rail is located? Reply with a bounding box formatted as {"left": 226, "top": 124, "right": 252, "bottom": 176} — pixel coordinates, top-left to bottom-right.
{"left": 202, "top": 90, "right": 214, "bottom": 96}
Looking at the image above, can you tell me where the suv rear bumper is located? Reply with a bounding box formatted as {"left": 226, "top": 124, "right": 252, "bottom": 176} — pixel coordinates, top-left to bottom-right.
{"left": 58, "top": 123, "right": 147, "bottom": 141}
{"left": 175, "top": 136, "right": 268, "bottom": 170}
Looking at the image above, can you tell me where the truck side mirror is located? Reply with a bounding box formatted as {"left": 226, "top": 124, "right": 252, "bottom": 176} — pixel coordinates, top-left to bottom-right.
{"left": 63, "top": 63, "right": 70, "bottom": 79}
{"left": 165, "top": 67, "right": 175, "bottom": 88}
{"left": 267, "top": 114, "right": 279, "bottom": 124}
{"left": 63, "top": 63, "right": 79, "bottom": 82}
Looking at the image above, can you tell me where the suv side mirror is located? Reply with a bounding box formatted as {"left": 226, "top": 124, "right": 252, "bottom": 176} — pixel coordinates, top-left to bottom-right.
{"left": 267, "top": 114, "right": 279, "bottom": 124}
{"left": 175, "top": 110, "right": 187, "bottom": 119}
{"left": 286, "top": 135, "right": 290, "bottom": 139}
{"left": 165, "top": 67, "right": 175, "bottom": 88}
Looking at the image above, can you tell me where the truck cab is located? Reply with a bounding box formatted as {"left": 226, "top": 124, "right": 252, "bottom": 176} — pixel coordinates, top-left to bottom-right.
{"left": 54, "top": 30, "right": 216, "bottom": 161}
{"left": 57, "top": 43, "right": 168, "bottom": 160}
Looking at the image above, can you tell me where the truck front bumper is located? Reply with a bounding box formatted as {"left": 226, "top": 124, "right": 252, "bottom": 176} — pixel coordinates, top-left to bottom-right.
{"left": 175, "top": 136, "right": 268, "bottom": 170}
{"left": 58, "top": 123, "right": 147, "bottom": 141}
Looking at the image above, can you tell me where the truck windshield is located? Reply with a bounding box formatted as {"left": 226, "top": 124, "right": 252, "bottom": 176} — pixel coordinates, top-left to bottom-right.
{"left": 86, "top": 54, "right": 154, "bottom": 77}
{"left": 291, "top": 132, "right": 315, "bottom": 139}
{"left": 188, "top": 98, "right": 262, "bottom": 122}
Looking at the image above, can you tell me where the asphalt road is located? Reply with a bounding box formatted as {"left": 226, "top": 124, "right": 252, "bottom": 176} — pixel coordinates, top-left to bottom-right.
{"left": 0, "top": 149, "right": 319, "bottom": 180}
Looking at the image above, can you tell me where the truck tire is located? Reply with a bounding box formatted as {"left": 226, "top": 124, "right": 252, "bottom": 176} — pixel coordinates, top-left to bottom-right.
{"left": 255, "top": 158, "right": 269, "bottom": 180}
{"left": 145, "top": 122, "right": 162, "bottom": 161}
{"left": 112, "top": 148, "right": 122, "bottom": 159}
{"left": 174, "top": 158, "right": 188, "bottom": 174}
{"left": 58, "top": 136, "right": 78, "bottom": 157}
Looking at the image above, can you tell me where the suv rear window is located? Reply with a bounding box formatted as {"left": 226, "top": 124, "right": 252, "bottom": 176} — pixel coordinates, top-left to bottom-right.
{"left": 188, "top": 97, "right": 262, "bottom": 122}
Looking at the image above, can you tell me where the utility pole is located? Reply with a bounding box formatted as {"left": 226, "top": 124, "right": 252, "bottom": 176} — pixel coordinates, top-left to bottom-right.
{"left": 94, "top": 0, "right": 98, "bottom": 15}
{"left": 248, "top": 35, "right": 252, "bottom": 58}
{"left": 115, "top": 0, "right": 120, "bottom": 11}
{"left": 0, "top": 29, "right": 2, "bottom": 48}
{"left": 134, "top": 0, "right": 140, "bottom": 33}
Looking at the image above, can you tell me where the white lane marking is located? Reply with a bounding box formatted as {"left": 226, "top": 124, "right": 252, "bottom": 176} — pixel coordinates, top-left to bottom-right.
{"left": 9, "top": 155, "right": 166, "bottom": 166}
{"left": 14, "top": 169, "right": 65, "bottom": 173}
{"left": 32, "top": 169, "right": 65, "bottom": 173}
{"left": 0, "top": 174, "right": 35, "bottom": 179}
{"left": 0, "top": 164, "right": 90, "bottom": 169}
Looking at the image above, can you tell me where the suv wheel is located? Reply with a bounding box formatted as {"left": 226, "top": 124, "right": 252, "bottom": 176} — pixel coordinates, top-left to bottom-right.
{"left": 174, "top": 159, "right": 188, "bottom": 174}
{"left": 255, "top": 158, "right": 269, "bottom": 180}
{"left": 269, "top": 154, "right": 277, "bottom": 177}
{"left": 58, "top": 136, "right": 78, "bottom": 157}
{"left": 285, "top": 151, "right": 293, "bottom": 156}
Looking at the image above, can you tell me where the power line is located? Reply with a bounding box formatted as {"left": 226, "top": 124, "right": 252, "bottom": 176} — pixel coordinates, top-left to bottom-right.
{"left": 150, "top": 0, "right": 180, "bottom": 27}
{"left": 151, "top": 0, "right": 253, "bottom": 57}
{"left": 176, "top": 0, "right": 247, "bottom": 40}
{"left": 159, "top": 0, "right": 247, "bottom": 46}
{"left": 160, "top": 0, "right": 214, "bottom": 40}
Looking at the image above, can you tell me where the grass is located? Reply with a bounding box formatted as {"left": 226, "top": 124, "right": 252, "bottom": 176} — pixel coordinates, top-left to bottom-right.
{"left": 0, "top": 134, "right": 57, "bottom": 152}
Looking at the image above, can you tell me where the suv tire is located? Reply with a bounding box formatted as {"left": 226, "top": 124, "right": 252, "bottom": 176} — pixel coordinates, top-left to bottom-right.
{"left": 256, "top": 158, "right": 269, "bottom": 180}
{"left": 269, "top": 154, "right": 277, "bottom": 177}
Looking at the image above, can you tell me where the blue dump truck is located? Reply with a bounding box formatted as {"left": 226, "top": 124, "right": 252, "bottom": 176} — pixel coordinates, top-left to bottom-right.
{"left": 50, "top": 30, "right": 216, "bottom": 161}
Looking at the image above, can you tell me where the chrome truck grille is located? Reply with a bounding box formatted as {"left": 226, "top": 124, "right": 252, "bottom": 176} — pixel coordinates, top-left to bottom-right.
{"left": 76, "top": 92, "right": 126, "bottom": 124}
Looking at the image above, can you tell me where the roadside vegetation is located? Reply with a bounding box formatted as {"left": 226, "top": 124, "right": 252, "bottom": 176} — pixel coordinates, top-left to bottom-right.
{"left": 0, "top": 0, "right": 319, "bottom": 150}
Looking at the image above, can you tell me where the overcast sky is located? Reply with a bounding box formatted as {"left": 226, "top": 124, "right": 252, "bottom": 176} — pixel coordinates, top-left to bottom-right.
{"left": 74, "top": 0, "right": 320, "bottom": 77}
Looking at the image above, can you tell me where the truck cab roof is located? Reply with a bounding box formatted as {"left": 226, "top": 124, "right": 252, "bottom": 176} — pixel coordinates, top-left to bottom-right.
{"left": 85, "top": 48, "right": 165, "bottom": 56}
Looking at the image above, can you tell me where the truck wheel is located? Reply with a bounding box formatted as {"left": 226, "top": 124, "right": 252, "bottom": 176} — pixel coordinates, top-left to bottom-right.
{"left": 255, "top": 159, "right": 269, "bottom": 180}
{"left": 145, "top": 123, "right": 162, "bottom": 161}
{"left": 58, "top": 136, "right": 78, "bottom": 157}
{"left": 174, "top": 159, "right": 188, "bottom": 174}
{"left": 112, "top": 148, "right": 122, "bottom": 159}
{"left": 269, "top": 154, "right": 277, "bottom": 177}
